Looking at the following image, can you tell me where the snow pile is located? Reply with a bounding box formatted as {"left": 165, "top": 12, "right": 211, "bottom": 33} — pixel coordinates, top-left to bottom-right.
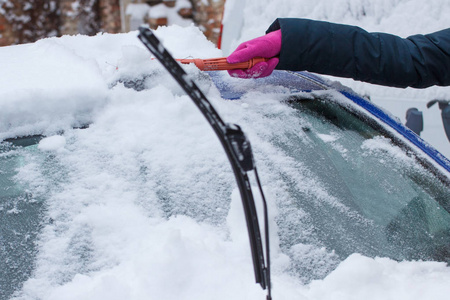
{"left": 37, "top": 136, "right": 67, "bottom": 152}
{"left": 306, "top": 254, "right": 450, "bottom": 300}
{"left": 0, "top": 19, "right": 449, "bottom": 300}
{"left": 0, "top": 25, "right": 220, "bottom": 141}
{"left": 225, "top": 0, "right": 450, "bottom": 41}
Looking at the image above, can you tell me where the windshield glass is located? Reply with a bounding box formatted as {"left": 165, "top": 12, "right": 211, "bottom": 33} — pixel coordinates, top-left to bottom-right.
{"left": 0, "top": 136, "right": 50, "bottom": 300}
{"left": 275, "top": 94, "right": 450, "bottom": 277}
{"left": 1, "top": 92, "right": 449, "bottom": 297}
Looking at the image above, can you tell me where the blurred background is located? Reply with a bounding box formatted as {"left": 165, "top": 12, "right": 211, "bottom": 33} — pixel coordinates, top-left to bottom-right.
{"left": 0, "top": 0, "right": 225, "bottom": 46}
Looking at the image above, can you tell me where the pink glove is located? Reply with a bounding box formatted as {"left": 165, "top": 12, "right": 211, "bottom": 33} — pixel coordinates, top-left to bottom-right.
{"left": 227, "top": 30, "right": 281, "bottom": 79}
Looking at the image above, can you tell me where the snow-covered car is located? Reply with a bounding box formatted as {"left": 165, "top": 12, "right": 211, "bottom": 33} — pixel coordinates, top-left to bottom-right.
{"left": 1, "top": 26, "right": 449, "bottom": 300}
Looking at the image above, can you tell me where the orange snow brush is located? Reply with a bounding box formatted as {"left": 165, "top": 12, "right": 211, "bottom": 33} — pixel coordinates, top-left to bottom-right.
{"left": 151, "top": 57, "right": 268, "bottom": 71}
{"left": 176, "top": 57, "right": 270, "bottom": 71}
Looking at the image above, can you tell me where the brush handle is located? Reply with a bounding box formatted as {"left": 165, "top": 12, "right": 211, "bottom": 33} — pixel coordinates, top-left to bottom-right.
{"left": 177, "top": 57, "right": 270, "bottom": 71}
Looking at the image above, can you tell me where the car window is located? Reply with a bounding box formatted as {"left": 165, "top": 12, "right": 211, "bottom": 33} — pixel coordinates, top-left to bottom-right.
{"left": 276, "top": 95, "right": 450, "bottom": 276}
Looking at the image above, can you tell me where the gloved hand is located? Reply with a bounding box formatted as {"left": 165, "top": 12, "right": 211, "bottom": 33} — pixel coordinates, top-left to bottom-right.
{"left": 227, "top": 29, "right": 281, "bottom": 79}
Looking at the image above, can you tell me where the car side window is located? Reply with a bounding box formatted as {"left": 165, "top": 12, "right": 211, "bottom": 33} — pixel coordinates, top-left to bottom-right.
{"left": 278, "top": 96, "right": 450, "bottom": 266}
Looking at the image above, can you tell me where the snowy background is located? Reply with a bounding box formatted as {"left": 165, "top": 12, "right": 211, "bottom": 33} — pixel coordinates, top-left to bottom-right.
{"left": 1, "top": 1, "right": 450, "bottom": 300}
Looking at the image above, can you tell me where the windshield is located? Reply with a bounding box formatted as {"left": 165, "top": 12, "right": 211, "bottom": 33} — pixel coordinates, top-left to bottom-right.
{"left": 0, "top": 136, "right": 48, "bottom": 299}
{"left": 1, "top": 92, "right": 449, "bottom": 298}
{"left": 275, "top": 94, "right": 450, "bottom": 276}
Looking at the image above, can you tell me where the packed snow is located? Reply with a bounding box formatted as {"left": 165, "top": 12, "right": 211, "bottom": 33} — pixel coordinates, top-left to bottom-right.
{"left": 37, "top": 136, "right": 67, "bottom": 152}
{"left": 1, "top": 1, "right": 450, "bottom": 300}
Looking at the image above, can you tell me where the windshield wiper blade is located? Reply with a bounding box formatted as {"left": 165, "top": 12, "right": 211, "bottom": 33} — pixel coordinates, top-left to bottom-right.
{"left": 138, "top": 26, "right": 272, "bottom": 299}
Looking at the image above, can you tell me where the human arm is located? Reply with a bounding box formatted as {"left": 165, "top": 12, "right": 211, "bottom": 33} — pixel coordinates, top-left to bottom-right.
{"left": 266, "top": 18, "right": 450, "bottom": 88}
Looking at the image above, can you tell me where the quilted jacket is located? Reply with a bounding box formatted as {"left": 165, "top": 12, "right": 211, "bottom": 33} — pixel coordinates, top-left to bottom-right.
{"left": 267, "top": 18, "right": 450, "bottom": 88}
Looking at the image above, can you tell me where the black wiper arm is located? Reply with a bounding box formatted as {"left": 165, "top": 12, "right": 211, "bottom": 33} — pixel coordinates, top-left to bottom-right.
{"left": 138, "top": 26, "right": 271, "bottom": 299}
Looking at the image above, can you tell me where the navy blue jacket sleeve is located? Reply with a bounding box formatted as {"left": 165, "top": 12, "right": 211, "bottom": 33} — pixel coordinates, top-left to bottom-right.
{"left": 266, "top": 18, "right": 450, "bottom": 88}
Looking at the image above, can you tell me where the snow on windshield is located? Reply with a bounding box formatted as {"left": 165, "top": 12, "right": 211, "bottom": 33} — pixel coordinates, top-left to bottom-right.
{"left": 1, "top": 24, "right": 449, "bottom": 300}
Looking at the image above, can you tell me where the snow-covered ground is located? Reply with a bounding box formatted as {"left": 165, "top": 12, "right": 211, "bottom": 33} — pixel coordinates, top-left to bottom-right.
{"left": 1, "top": 1, "right": 449, "bottom": 299}
{"left": 222, "top": 0, "right": 450, "bottom": 157}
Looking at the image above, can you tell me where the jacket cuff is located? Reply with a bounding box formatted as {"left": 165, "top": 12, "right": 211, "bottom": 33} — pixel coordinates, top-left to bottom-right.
{"left": 266, "top": 18, "right": 310, "bottom": 71}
